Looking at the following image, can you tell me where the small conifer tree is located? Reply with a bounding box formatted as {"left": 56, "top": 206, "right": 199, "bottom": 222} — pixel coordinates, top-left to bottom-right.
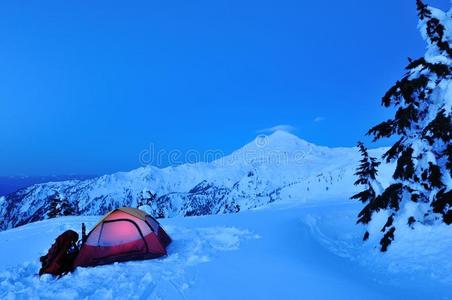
{"left": 351, "top": 142, "right": 382, "bottom": 240}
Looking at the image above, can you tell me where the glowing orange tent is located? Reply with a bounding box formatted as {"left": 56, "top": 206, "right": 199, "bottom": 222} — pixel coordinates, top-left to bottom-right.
{"left": 74, "top": 208, "right": 171, "bottom": 268}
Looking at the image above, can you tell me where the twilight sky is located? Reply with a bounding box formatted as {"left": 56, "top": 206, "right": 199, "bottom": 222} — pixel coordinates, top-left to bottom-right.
{"left": 0, "top": 0, "right": 449, "bottom": 175}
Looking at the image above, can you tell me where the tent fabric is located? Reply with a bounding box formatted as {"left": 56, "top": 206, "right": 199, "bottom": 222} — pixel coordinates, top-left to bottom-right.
{"left": 117, "top": 207, "right": 148, "bottom": 220}
{"left": 73, "top": 208, "right": 171, "bottom": 268}
{"left": 89, "top": 207, "right": 149, "bottom": 233}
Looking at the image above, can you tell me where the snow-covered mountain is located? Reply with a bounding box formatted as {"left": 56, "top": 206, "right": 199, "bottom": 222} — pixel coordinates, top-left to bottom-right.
{"left": 0, "top": 131, "right": 391, "bottom": 230}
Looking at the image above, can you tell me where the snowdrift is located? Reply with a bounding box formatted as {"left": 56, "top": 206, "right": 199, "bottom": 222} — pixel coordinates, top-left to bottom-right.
{"left": 0, "top": 200, "right": 449, "bottom": 300}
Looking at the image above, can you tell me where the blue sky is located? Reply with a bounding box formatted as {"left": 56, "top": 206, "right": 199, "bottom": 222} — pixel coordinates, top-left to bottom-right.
{"left": 0, "top": 0, "right": 449, "bottom": 176}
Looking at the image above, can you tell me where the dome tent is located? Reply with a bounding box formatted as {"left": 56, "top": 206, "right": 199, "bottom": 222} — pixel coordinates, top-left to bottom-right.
{"left": 74, "top": 208, "right": 171, "bottom": 268}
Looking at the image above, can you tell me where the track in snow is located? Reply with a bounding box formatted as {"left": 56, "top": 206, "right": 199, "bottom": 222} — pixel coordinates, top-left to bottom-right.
{"left": 0, "top": 201, "right": 450, "bottom": 300}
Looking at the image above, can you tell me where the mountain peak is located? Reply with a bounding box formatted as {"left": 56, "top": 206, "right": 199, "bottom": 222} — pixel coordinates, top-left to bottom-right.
{"left": 253, "top": 130, "right": 315, "bottom": 150}
{"left": 265, "top": 130, "right": 305, "bottom": 143}
{"left": 222, "top": 131, "right": 321, "bottom": 166}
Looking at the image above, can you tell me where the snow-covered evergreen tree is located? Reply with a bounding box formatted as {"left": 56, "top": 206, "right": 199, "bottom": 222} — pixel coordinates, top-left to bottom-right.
{"left": 47, "top": 192, "right": 77, "bottom": 219}
{"left": 365, "top": 1, "right": 452, "bottom": 251}
{"left": 137, "top": 189, "right": 158, "bottom": 214}
{"left": 351, "top": 142, "right": 382, "bottom": 240}
{"left": 137, "top": 189, "right": 157, "bottom": 207}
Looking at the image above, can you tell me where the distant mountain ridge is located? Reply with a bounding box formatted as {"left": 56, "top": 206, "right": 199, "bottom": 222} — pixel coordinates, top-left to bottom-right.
{"left": 0, "top": 131, "right": 392, "bottom": 230}
{"left": 0, "top": 175, "right": 95, "bottom": 196}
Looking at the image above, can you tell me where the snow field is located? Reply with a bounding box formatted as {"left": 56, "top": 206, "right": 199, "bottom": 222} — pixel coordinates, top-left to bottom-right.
{"left": 1, "top": 201, "right": 450, "bottom": 299}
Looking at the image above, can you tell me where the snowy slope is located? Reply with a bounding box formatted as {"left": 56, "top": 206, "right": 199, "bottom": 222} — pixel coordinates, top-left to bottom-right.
{"left": 0, "top": 200, "right": 450, "bottom": 300}
{"left": 0, "top": 131, "right": 392, "bottom": 230}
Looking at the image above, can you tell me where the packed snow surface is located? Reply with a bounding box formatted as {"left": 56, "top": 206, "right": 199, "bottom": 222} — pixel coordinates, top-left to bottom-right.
{"left": 0, "top": 200, "right": 450, "bottom": 300}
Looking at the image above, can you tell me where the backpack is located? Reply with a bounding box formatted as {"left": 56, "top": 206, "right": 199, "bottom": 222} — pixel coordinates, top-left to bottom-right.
{"left": 39, "top": 230, "right": 80, "bottom": 277}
